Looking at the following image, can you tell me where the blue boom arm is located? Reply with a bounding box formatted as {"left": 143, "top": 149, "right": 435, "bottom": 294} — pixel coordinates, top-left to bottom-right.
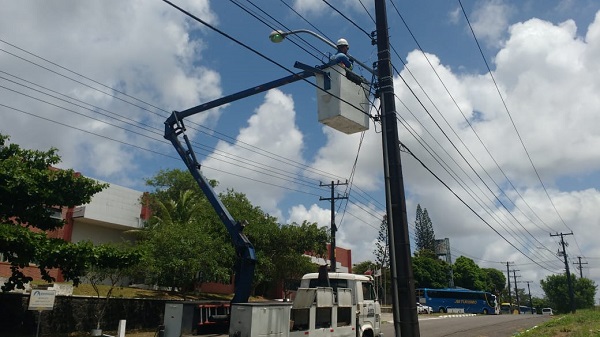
{"left": 164, "top": 62, "right": 328, "bottom": 303}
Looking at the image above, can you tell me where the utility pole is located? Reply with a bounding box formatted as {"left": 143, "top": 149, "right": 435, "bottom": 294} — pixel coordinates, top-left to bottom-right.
{"left": 513, "top": 270, "right": 521, "bottom": 313}
{"left": 551, "top": 232, "right": 576, "bottom": 313}
{"left": 320, "top": 180, "right": 348, "bottom": 272}
{"left": 374, "top": 0, "right": 420, "bottom": 336}
{"left": 573, "top": 256, "right": 588, "bottom": 278}
{"left": 524, "top": 281, "right": 534, "bottom": 314}
{"left": 506, "top": 262, "right": 512, "bottom": 312}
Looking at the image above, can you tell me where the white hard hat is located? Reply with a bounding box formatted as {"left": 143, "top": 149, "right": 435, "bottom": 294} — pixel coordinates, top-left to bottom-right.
{"left": 336, "top": 38, "right": 349, "bottom": 47}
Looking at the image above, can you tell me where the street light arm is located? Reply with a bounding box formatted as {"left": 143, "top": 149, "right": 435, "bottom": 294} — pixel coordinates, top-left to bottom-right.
{"left": 270, "top": 29, "right": 375, "bottom": 75}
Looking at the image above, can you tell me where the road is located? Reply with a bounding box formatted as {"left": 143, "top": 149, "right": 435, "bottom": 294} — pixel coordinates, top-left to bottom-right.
{"left": 381, "top": 314, "right": 552, "bottom": 337}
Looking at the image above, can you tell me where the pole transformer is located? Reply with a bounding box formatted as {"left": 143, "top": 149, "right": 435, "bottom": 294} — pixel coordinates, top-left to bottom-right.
{"left": 374, "top": 0, "right": 420, "bottom": 336}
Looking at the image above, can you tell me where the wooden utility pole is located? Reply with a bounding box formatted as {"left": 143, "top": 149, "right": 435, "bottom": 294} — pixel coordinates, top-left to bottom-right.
{"left": 573, "top": 256, "right": 588, "bottom": 278}
{"left": 513, "top": 270, "right": 521, "bottom": 313}
{"left": 551, "top": 232, "right": 576, "bottom": 313}
{"left": 374, "top": 0, "right": 420, "bottom": 335}
{"left": 320, "top": 181, "right": 348, "bottom": 272}
{"left": 506, "top": 262, "right": 512, "bottom": 311}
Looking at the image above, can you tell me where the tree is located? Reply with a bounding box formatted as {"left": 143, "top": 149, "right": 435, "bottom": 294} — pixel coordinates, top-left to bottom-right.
{"left": 373, "top": 215, "right": 390, "bottom": 304}
{"left": 481, "top": 268, "right": 506, "bottom": 294}
{"left": 353, "top": 261, "right": 375, "bottom": 275}
{"left": 452, "top": 256, "right": 488, "bottom": 291}
{"left": 412, "top": 250, "right": 449, "bottom": 289}
{"left": 540, "top": 274, "right": 597, "bottom": 313}
{"left": 267, "top": 221, "right": 327, "bottom": 298}
{"left": 414, "top": 204, "right": 435, "bottom": 253}
{"left": 142, "top": 169, "right": 329, "bottom": 297}
{"left": 136, "top": 190, "right": 226, "bottom": 293}
{"left": 85, "top": 244, "right": 141, "bottom": 330}
{"left": 0, "top": 135, "right": 110, "bottom": 291}
{"left": 374, "top": 216, "right": 389, "bottom": 269}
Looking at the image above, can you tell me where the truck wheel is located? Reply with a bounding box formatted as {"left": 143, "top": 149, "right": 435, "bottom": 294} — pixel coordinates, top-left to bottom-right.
{"left": 439, "top": 307, "right": 446, "bottom": 313}
{"left": 361, "top": 329, "right": 374, "bottom": 337}
{"left": 483, "top": 309, "right": 488, "bottom": 315}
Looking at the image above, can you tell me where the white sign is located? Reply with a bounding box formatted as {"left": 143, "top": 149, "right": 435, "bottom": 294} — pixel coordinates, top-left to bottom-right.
{"left": 28, "top": 290, "right": 56, "bottom": 311}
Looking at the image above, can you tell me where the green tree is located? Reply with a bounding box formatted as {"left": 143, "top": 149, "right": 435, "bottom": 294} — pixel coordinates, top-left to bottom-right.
{"left": 373, "top": 215, "right": 390, "bottom": 304}
{"left": 85, "top": 244, "right": 141, "bottom": 330}
{"left": 415, "top": 204, "right": 435, "bottom": 253}
{"left": 266, "top": 221, "right": 327, "bottom": 297}
{"left": 540, "top": 274, "right": 597, "bottom": 313}
{"left": 142, "top": 169, "right": 329, "bottom": 297}
{"left": 412, "top": 250, "right": 449, "bottom": 289}
{"left": 373, "top": 216, "right": 389, "bottom": 271}
{"left": 352, "top": 260, "right": 375, "bottom": 275}
{"left": 453, "top": 256, "right": 488, "bottom": 291}
{"left": 0, "top": 135, "right": 110, "bottom": 291}
{"left": 136, "top": 190, "right": 227, "bottom": 292}
{"left": 481, "top": 268, "right": 506, "bottom": 294}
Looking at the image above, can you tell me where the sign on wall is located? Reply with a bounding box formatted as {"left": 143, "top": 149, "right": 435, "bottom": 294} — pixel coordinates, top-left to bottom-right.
{"left": 28, "top": 290, "right": 56, "bottom": 311}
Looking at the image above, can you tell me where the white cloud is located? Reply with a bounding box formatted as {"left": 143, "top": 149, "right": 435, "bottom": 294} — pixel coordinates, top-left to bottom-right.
{"left": 202, "top": 89, "right": 304, "bottom": 219}
{"left": 0, "top": 0, "right": 220, "bottom": 182}
{"left": 387, "top": 10, "right": 600, "bottom": 291}
{"left": 470, "top": 0, "right": 514, "bottom": 48}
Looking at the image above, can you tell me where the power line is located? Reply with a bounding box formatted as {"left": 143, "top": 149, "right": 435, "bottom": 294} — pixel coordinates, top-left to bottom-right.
{"left": 457, "top": 0, "right": 581, "bottom": 252}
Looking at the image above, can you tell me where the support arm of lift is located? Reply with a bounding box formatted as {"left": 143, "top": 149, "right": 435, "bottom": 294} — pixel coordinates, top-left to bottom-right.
{"left": 164, "top": 62, "right": 328, "bottom": 303}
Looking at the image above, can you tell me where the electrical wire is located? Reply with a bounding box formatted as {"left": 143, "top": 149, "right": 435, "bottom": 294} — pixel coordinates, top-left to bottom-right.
{"left": 457, "top": 0, "right": 584, "bottom": 257}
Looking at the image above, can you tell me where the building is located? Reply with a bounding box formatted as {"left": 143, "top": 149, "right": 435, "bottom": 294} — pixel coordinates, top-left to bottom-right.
{"left": 0, "top": 181, "right": 149, "bottom": 284}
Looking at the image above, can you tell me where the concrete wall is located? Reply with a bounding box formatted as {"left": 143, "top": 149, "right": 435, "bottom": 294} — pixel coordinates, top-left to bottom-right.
{"left": 0, "top": 293, "right": 166, "bottom": 336}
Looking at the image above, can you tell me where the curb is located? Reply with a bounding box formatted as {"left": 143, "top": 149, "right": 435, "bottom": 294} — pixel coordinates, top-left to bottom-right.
{"left": 438, "top": 314, "right": 477, "bottom": 318}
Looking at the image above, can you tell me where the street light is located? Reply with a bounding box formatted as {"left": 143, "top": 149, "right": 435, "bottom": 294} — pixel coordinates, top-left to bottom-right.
{"left": 269, "top": 29, "right": 375, "bottom": 75}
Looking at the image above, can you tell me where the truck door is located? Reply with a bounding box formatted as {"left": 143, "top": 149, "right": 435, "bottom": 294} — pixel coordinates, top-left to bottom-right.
{"left": 357, "top": 280, "right": 381, "bottom": 336}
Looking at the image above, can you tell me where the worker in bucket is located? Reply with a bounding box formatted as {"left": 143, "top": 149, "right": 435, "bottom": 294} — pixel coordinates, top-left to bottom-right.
{"left": 332, "top": 38, "right": 353, "bottom": 70}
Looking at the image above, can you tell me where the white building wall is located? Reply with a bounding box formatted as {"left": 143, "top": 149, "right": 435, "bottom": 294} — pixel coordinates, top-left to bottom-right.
{"left": 80, "top": 182, "right": 144, "bottom": 229}
{"left": 71, "top": 222, "right": 127, "bottom": 244}
{"left": 69, "top": 181, "right": 145, "bottom": 245}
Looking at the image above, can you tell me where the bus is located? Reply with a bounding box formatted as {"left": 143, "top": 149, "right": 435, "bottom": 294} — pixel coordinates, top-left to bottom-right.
{"left": 416, "top": 288, "right": 497, "bottom": 314}
{"left": 499, "top": 302, "right": 513, "bottom": 314}
{"left": 519, "top": 305, "right": 535, "bottom": 314}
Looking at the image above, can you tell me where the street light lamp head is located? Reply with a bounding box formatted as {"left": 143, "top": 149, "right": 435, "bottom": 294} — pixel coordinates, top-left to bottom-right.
{"left": 269, "top": 30, "right": 286, "bottom": 43}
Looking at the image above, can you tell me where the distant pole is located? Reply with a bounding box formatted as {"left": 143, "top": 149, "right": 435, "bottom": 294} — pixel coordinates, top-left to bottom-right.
{"left": 320, "top": 180, "right": 348, "bottom": 272}
{"left": 573, "top": 256, "right": 587, "bottom": 279}
{"left": 374, "top": 0, "right": 420, "bottom": 336}
{"left": 513, "top": 270, "right": 520, "bottom": 313}
{"left": 525, "top": 281, "right": 534, "bottom": 314}
{"left": 506, "top": 262, "right": 512, "bottom": 312}
{"left": 551, "top": 232, "right": 576, "bottom": 313}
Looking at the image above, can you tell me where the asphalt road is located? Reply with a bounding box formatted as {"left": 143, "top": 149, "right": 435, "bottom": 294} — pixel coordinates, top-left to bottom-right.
{"left": 382, "top": 314, "right": 552, "bottom": 337}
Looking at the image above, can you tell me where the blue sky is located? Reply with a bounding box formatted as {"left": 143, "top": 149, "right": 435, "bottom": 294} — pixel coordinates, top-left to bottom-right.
{"left": 2, "top": 0, "right": 600, "bottom": 300}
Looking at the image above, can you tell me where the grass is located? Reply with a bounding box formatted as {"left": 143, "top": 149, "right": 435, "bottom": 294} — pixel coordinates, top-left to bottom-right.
{"left": 70, "top": 282, "right": 232, "bottom": 301}
{"left": 517, "top": 308, "right": 600, "bottom": 337}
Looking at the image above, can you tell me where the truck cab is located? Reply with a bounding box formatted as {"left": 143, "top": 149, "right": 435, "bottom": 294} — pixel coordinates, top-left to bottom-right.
{"left": 300, "top": 272, "right": 383, "bottom": 337}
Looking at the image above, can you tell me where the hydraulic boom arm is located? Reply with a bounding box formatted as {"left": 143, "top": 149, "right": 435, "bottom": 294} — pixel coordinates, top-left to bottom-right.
{"left": 164, "top": 62, "right": 327, "bottom": 303}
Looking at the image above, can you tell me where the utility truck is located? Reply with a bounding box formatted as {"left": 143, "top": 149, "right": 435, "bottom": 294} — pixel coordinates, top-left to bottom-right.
{"left": 164, "top": 61, "right": 380, "bottom": 337}
{"left": 229, "top": 269, "right": 382, "bottom": 337}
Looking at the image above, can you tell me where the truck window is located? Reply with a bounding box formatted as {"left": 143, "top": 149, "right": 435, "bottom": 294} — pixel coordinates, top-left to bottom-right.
{"left": 362, "top": 282, "right": 375, "bottom": 300}
{"left": 308, "top": 279, "right": 349, "bottom": 293}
